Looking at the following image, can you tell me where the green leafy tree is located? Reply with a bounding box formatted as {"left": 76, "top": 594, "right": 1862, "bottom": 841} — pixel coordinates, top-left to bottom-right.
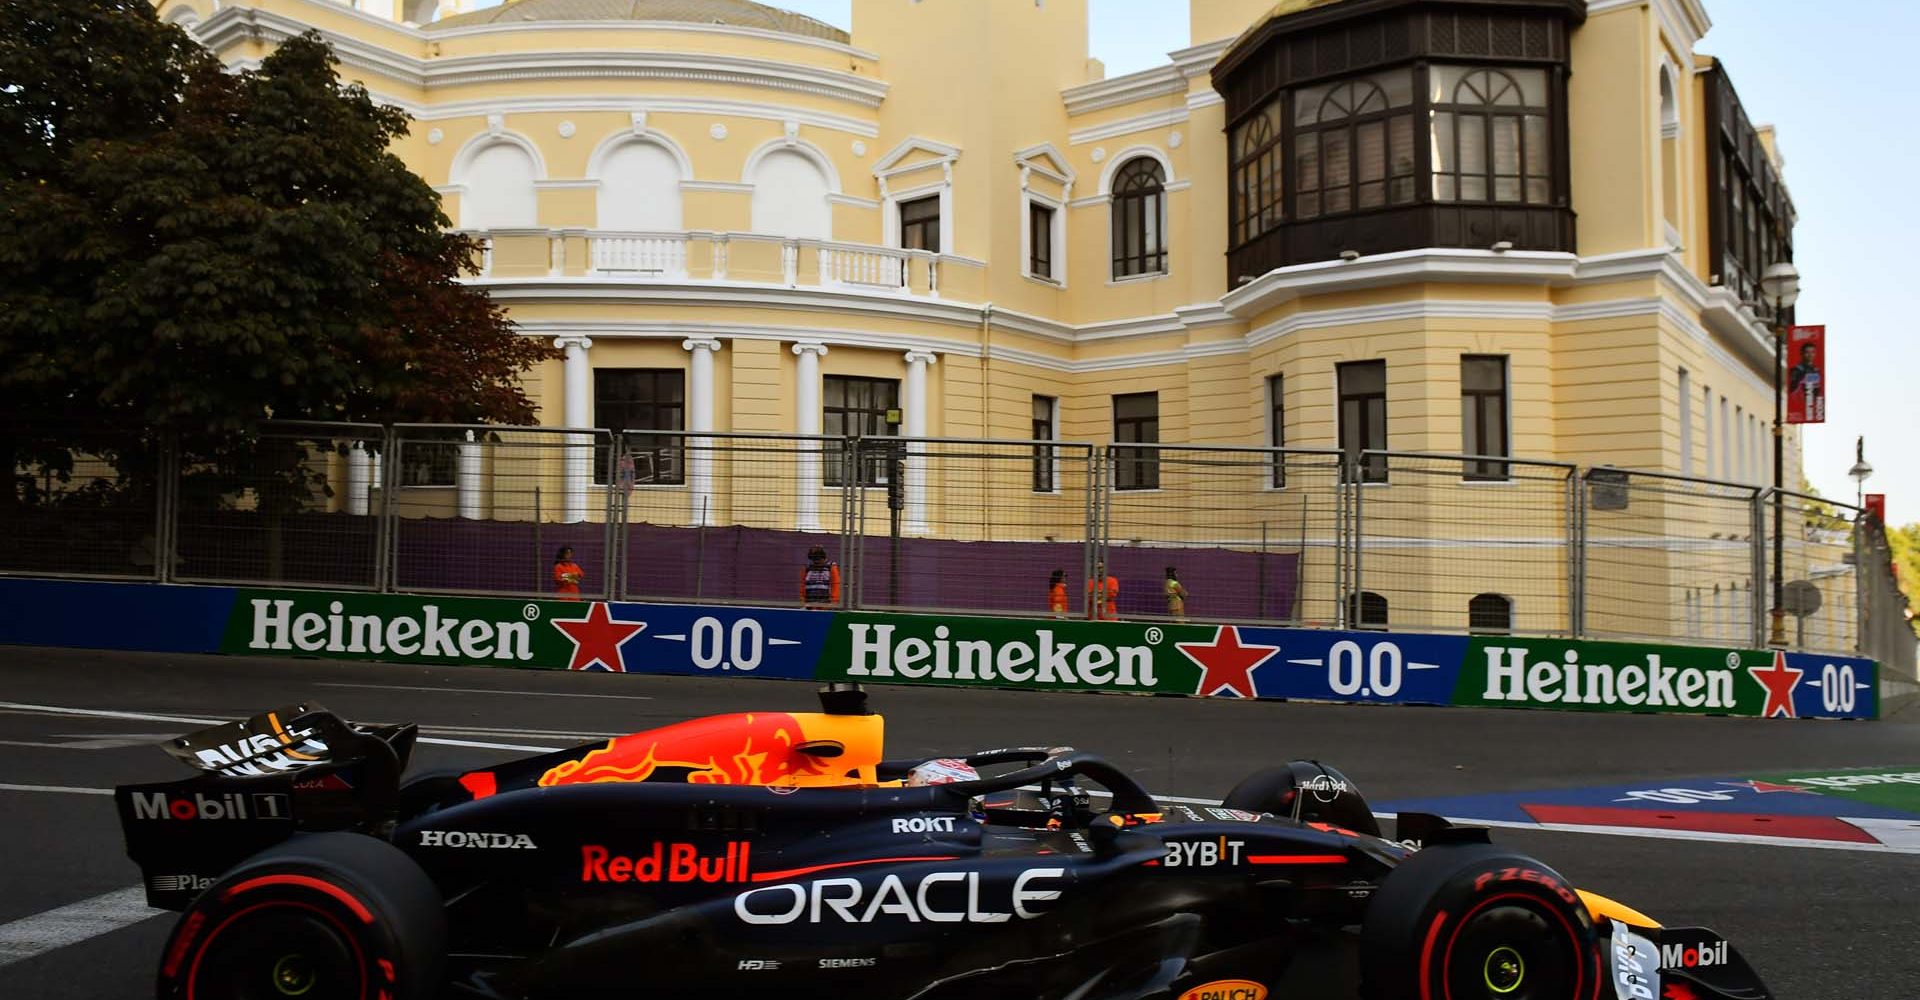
{"left": 0, "top": 2, "right": 553, "bottom": 507}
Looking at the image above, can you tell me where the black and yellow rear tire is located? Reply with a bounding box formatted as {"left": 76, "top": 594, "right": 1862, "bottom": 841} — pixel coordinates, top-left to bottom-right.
{"left": 156, "top": 833, "right": 444, "bottom": 1000}
{"left": 1360, "top": 843, "right": 1601, "bottom": 1000}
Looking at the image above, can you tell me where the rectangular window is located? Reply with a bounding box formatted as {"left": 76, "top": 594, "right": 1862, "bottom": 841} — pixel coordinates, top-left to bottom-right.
{"left": 824, "top": 375, "right": 900, "bottom": 487}
{"left": 1460, "top": 355, "right": 1509, "bottom": 480}
{"left": 1734, "top": 404, "right": 1745, "bottom": 482}
{"left": 1031, "top": 394, "right": 1057, "bottom": 492}
{"left": 899, "top": 195, "right": 941, "bottom": 252}
{"left": 594, "top": 368, "right": 685, "bottom": 485}
{"left": 1702, "top": 384, "right": 1714, "bottom": 480}
{"left": 1429, "top": 66, "right": 1553, "bottom": 205}
{"left": 1266, "top": 374, "right": 1286, "bottom": 488}
{"left": 399, "top": 442, "right": 457, "bottom": 487}
{"left": 1028, "top": 202, "right": 1055, "bottom": 280}
{"left": 1678, "top": 368, "right": 1693, "bottom": 475}
{"left": 1338, "top": 360, "right": 1388, "bottom": 483}
{"left": 1112, "top": 392, "right": 1159, "bottom": 491}
{"left": 1718, "top": 395, "right": 1730, "bottom": 480}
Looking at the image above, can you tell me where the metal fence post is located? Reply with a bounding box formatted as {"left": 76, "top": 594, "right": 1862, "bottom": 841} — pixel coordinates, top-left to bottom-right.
{"left": 1566, "top": 468, "right": 1583, "bottom": 638}
{"left": 1750, "top": 490, "right": 1768, "bottom": 649}
{"left": 840, "top": 435, "right": 856, "bottom": 610}
{"left": 155, "top": 433, "right": 177, "bottom": 584}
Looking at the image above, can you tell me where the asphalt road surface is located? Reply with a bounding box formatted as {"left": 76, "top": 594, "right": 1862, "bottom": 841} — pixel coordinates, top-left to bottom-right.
{"left": 2, "top": 645, "right": 1915, "bottom": 998}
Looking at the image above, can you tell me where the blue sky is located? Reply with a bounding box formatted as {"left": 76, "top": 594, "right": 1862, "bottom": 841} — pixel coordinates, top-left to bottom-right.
{"left": 489, "top": 0, "right": 1917, "bottom": 523}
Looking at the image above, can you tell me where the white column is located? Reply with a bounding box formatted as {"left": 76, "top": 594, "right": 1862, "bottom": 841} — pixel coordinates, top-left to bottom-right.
{"left": 457, "top": 429, "right": 483, "bottom": 519}
{"left": 682, "top": 338, "right": 722, "bottom": 527}
{"left": 345, "top": 442, "right": 371, "bottom": 516}
{"left": 903, "top": 350, "right": 937, "bottom": 535}
{"left": 556, "top": 335, "right": 593, "bottom": 523}
{"left": 793, "top": 341, "right": 828, "bottom": 532}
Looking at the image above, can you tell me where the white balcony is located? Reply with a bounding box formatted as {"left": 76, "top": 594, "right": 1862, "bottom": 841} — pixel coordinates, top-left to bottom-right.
{"left": 460, "top": 229, "right": 982, "bottom": 300}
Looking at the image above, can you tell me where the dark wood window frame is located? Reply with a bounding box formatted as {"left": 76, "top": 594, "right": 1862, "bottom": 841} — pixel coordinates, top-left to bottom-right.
{"left": 1031, "top": 395, "right": 1058, "bottom": 493}
{"left": 1338, "top": 360, "right": 1387, "bottom": 483}
{"left": 1460, "top": 354, "right": 1510, "bottom": 481}
{"left": 1110, "top": 158, "right": 1168, "bottom": 279}
{"left": 1430, "top": 65, "right": 1554, "bottom": 206}
{"left": 1028, "top": 200, "right": 1057, "bottom": 281}
{"left": 898, "top": 194, "right": 941, "bottom": 253}
{"left": 824, "top": 375, "right": 899, "bottom": 487}
{"left": 594, "top": 368, "right": 685, "bottom": 486}
{"left": 400, "top": 442, "right": 457, "bottom": 487}
{"left": 1348, "top": 590, "right": 1389, "bottom": 628}
{"left": 1292, "top": 69, "right": 1418, "bottom": 220}
{"left": 1267, "top": 373, "right": 1286, "bottom": 488}
{"left": 1230, "top": 103, "right": 1284, "bottom": 246}
{"left": 1112, "top": 391, "right": 1160, "bottom": 491}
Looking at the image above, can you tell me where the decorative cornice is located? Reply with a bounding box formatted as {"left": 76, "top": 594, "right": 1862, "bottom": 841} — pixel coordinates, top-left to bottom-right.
{"left": 1061, "top": 65, "right": 1186, "bottom": 117}
{"left": 681, "top": 180, "right": 754, "bottom": 193}
{"left": 532, "top": 179, "right": 598, "bottom": 189}
{"left": 196, "top": 7, "right": 888, "bottom": 108}
{"left": 872, "top": 136, "right": 962, "bottom": 177}
{"left": 388, "top": 95, "right": 879, "bottom": 138}
{"left": 826, "top": 192, "right": 881, "bottom": 209}
{"left": 424, "top": 20, "right": 880, "bottom": 63}
{"left": 1068, "top": 107, "right": 1189, "bottom": 146}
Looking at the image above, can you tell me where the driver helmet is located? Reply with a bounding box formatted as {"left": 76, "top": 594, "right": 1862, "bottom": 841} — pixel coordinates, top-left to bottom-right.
{"left": 905, "top": 758, "right": 979, "bottom": 786}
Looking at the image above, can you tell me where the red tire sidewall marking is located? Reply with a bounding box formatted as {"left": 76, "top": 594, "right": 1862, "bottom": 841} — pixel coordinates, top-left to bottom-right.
{"left": 1437, "top": 891, "right": 1590, "bottom": 1000}
{"left": 1418, "top": 909, "right": 1451, "bottom": 1000}
{"left": 183, "top": 900, "right": 369, "bottom": 1000}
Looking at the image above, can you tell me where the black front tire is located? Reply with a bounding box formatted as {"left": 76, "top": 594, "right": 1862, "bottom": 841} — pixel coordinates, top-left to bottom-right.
{"left": 1361, "top": 842, "right": 1602, "bottom": 1000}
{"left": 156, "top": 833, "right": 445, "bottom": 1000}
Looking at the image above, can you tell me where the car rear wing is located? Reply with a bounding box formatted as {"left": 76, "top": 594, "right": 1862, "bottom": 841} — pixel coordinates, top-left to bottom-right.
{"left": 114, "top": 703, "right": 417, "bottom": 910}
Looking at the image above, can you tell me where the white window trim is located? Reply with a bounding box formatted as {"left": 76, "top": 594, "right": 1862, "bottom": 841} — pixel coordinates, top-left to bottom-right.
{"left": 1021, "top": 189, "right": 1067, "bottom": 286}
{"left": 1102, "top": 150, "right": 1174, "bottom": 283}
{"left": 883, "top": 179, "right": 952, "bottom": 256}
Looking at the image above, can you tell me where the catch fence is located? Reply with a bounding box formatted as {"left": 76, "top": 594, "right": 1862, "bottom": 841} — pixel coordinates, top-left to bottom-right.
{"left": 2, "top": 421, "right": 1911, "bottom": 671}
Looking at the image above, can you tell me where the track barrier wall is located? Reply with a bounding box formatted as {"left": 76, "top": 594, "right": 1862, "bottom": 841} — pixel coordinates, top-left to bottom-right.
{"left": 0, "top": 578, "right": 1880, "bottom": 721}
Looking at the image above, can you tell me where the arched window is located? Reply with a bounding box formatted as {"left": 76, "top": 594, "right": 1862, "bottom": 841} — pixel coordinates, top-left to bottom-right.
{"left": 457, "top": 142, "right": 538, "bottom": 230}
{"left": 1292, "top": 69, "right": 1414, "bottom": 219}
{"left": 1468, "top": 593, "right": 1512, "bottom": 634}
{"left": 1430, "top": 66, "right": 1552, "bottom": 205}
{"left": 749, "top": 149, "right": 831, "bottom": 239}
{"left": 1658, "top": 66, "right": 1681, "bottom": 234}
{"left": 1347, "top": 591, "right": 1388, "bottom": 628}
{"left": 1230, "top": 103, "right": 1283, "bottom": 245}
{"left": 595, "top": 140, "right": 683, "bottom": 232}
{"left": 1110, "top": 157, "right": 1166, "bottom": 279}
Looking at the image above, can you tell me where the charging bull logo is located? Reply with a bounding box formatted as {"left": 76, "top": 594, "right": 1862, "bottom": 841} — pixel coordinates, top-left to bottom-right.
{"left": 539, "top": 713, "right": 831, "bottom": 787}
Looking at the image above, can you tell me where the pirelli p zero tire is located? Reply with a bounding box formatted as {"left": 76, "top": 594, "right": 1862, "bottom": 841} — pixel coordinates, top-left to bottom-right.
{"left": 1360, "top": 843, "right": 1602, "bottom": 1000}
{"left": 156, "top": 833, "right": 445, "bottom": 1000}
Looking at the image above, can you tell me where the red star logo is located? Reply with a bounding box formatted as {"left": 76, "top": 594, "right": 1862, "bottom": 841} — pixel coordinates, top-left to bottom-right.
{"left": 1745, "top": 650, "right": 1804, "bottom": 719}
{"left": 1722, "top": 778, "right": 1817, "bottom": 794}
{"left": 1176, "top": 626, "right": 1279, "bottom": 698}
{"left": 550, "top": 602, "right": 646, "bottom": 672}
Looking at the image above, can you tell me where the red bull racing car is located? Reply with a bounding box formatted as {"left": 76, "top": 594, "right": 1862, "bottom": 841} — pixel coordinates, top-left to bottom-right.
{"left": 116, "top": 687, "right": 1772, "bottom": 1000}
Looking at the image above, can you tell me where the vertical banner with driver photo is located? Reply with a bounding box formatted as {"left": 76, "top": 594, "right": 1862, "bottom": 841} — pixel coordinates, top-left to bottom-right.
{"left": 1786, "top": 324, "right": 1826, "bottom": 423}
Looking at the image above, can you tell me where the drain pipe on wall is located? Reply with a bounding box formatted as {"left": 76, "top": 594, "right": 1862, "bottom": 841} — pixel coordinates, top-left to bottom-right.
{"left": 979, "top": 302, "right": 994, "bottom": 438}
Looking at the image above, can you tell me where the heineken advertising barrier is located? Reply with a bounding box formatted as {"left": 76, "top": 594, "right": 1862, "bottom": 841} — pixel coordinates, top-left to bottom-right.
{"left": 0, "top": 579, "right": 1880, "bottom": 720}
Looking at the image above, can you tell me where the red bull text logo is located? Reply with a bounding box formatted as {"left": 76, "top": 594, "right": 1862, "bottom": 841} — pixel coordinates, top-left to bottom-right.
{"left": 539, "top": 713, "right": 830, "bottom": 787}
{"left": 581, "top": 842, "right": 751, "bottom": 883}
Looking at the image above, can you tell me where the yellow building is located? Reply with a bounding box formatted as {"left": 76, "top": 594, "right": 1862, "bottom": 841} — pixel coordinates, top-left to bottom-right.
{"left": 158, "top": 0, "right": 1841, "bottom": 643}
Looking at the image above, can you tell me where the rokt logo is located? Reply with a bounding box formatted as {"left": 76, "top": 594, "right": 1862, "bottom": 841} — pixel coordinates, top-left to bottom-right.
{"left": 892, "top": 816, "right": 958, "bottom": 834}
{"left": 130, "top": 791, "right": 288, "bottom": 822}
{"left": 419, "top": 830, "right": 537, "bottom": 849}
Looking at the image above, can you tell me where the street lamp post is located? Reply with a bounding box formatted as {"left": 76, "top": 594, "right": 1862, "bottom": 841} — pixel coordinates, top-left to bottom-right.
{"left": 1761, "top": 260, "right": 1801, "bottom": 649}
{"left": 1847, "top": 436, "right": 1873, "bottom": 509}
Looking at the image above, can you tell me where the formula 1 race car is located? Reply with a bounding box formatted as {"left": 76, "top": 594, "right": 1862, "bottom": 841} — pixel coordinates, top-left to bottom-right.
{"left": 116, "top": 687, "right": 1773, "bottom": 1000}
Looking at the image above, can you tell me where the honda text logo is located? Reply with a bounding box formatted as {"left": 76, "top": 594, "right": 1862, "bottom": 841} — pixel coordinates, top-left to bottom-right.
{"left": 418, "top": 830, "right": 536, "bottom": 849}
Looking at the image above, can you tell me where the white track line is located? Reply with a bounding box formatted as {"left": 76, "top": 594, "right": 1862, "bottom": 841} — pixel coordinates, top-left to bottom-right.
{"left": 0, "top": 783, "right": 114, "bottom": 796}
{"left": 0, "top": 886, "right": 161, "bottom": 968}
{"left": 315, "top": 682, "right": 652, "bottom": 701}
